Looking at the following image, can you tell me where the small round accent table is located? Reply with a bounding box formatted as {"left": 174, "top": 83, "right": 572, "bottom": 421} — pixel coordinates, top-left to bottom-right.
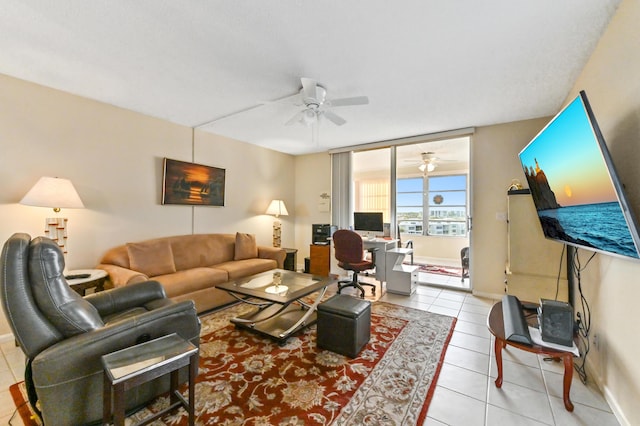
{"left": 66, "top": 269, "right": 109, "bottom": 296}
{"left": 487, "top": 301, "right": 575, "bottom": 412}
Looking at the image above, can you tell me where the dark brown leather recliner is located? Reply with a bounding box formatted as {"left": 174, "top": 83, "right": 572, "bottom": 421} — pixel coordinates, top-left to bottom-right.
{"left": 0, "top": 233, "right": 201, "bottom": 425}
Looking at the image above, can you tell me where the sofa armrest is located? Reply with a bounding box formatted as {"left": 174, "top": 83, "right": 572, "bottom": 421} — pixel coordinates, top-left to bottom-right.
{"left": 258, "top": 246, "right": 286, "bottom": 268}
{"left": 84, "top": 281, "right": 168, "bottom": 317}
{"left": 96, "top": 264, "right": 148, "bottom": 287}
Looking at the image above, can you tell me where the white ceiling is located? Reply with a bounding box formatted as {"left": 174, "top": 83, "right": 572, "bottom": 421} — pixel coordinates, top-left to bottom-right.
{"left": 0, "top": 1, "right": 620, "bottom": 156}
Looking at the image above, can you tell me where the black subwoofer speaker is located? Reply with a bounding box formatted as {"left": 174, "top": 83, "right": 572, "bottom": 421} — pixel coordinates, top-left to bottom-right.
{"left": 538, "top": 299, "right": 574, "bottom": 347}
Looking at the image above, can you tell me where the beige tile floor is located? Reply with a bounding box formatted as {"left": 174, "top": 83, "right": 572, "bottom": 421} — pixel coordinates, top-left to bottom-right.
{"left": 0, "top": 282, "right": 620, "bottom": 426}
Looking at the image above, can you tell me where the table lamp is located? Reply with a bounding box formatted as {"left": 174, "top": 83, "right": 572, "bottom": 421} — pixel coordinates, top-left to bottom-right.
{"left": 20, "top": 176, "right": 85, "bottom": 259}
{"left": 265, "top": 199, "right": 288, "bottom": 247}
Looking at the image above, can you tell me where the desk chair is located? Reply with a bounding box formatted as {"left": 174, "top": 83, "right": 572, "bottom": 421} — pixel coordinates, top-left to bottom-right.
{"left": 333, "top": 229, "right": 378, "bottom": 298}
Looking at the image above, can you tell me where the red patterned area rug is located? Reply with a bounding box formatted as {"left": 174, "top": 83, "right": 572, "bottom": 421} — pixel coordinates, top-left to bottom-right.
{"left": 413, "top": 263, "right": 463, "bottom": 277}
{"left": 10, "top": 301, "right": 455, "bottom": 426}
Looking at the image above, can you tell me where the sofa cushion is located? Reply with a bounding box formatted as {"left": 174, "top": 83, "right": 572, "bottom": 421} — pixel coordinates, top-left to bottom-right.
{"left": 234, "top": 232, "right": 258, "bottom": 261}
{"left": 127, "top": 240, "right": 176, "bottom": 277}
{"left": 214, "top": 258, "right": 278, "bottom": 280}
{"left": 152, "top": 267, "right": 229, "bottom": 298}
{"left": 170, "top": 234, "right": 235, "bottom": 270}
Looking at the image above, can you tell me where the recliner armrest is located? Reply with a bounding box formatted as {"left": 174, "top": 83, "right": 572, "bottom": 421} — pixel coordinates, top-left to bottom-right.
{"left": 85, "top": 280, "right": 167, "bottom": 317}
{"left": 32, "top": 299, "right": 200, "bottom": 386}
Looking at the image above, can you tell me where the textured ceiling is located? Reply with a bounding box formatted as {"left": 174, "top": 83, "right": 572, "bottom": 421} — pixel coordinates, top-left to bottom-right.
{"left": 0, "top": 1, "right": 621, "bottom": 155}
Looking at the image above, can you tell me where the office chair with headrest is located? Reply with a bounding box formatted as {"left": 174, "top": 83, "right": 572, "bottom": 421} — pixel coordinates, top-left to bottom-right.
{"left": 332, "top": 229, "right": 378, "bottom": 298}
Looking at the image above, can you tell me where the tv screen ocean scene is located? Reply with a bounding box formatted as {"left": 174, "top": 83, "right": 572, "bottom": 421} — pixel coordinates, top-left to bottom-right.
{"left": 519, "top": 93, "right": 640, "bottom": 259}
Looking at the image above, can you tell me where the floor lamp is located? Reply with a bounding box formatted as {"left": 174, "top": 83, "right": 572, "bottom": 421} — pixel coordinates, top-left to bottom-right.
{"left": 265, "top": 199, "right": 288, "bottom": 248}
{"left": 20, "top": 176, "right": 85, "bottom": 263}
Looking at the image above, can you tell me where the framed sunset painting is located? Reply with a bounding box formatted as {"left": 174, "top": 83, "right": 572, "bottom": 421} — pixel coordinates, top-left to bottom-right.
{"left": 162, "top": 158, "right": 225, "bottom": 206}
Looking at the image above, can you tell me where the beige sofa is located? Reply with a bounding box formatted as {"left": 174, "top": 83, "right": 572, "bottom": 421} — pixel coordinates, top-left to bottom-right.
{"left": 96, "top": 233, "right": 286, "bottom": 313}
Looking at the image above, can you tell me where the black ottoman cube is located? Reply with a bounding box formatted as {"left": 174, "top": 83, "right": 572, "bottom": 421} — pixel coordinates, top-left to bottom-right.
{"left": 317, "top": 294, "right": 371, "bottom": 358}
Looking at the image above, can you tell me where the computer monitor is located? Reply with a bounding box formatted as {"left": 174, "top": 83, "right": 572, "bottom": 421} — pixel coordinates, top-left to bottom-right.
{"left": 353, "top": 212, "right": 384, "bottom": 233}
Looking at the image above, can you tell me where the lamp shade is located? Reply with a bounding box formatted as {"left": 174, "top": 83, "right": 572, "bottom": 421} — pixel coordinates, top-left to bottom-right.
{"left": 20, "top": 177, "right": 85, "bottom": 211}
{"left": 265, "top": 199, "right": 288, "bottom": 217}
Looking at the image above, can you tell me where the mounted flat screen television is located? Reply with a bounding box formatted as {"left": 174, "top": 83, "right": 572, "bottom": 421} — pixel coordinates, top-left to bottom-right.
{"left": 519, "top": 90, "right": 640, "bottom": 260}
{"left": 353, "top": 212, "right": 384, "bottom": 232}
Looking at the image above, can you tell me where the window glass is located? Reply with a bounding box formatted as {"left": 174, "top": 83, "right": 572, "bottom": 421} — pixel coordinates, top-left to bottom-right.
{"left": 397, "top": 174, "right": 467, "bottom": 236}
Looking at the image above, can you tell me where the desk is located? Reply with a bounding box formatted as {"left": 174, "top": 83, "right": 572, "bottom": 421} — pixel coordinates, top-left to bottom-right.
{"left": 362, "top": 238, "right": 398, "bottom": 282}
{"left": 487, "top": 301, "right": 575, "bottom": 412}
{"left": 385, "top": 248, "right": 419, "bottom": 295}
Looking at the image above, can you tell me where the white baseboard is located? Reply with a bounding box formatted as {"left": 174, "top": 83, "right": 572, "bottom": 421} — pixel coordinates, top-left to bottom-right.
{"left": 471, "top": 289, "right": 502, "bottom": 301}
{"left": 585, "top": 356, "right": 629, "bottom": 426}
{"left": 0, "top": 333, "right": 15, "bottom": 343}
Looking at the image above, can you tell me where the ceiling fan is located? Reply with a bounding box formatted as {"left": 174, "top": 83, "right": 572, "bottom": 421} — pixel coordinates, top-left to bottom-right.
{"left": 284, "top": 77, "right": 369, "bottom": 128}
{"left": 405, "top": 152, "right": 451, "bottom": 174}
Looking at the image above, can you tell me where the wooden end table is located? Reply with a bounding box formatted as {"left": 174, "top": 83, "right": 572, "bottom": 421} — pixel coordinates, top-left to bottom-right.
{"left": 102, "top": 333, "right": 198, "bottom": 426}
{"left": 487, "top": 301, "right": 575, "bottom": 412}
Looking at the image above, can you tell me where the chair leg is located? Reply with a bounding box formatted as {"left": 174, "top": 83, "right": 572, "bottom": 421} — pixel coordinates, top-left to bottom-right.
{"left": 338, "top": 279, "right": 365, "bottom": 298}
{"left": 337, "top": 272, "right": 376, "bottom": 298}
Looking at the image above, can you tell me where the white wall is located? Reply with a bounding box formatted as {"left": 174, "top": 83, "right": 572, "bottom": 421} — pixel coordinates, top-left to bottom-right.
{"left": 561, "top": 0, "right": 640, "bottom": 423}
{"left": 470, "top": 117, "right": 550, "bottom": 298}
{"left": 293, "top": 152, "right": 332, "bottom": 270}
{"left": 0, "top": 74, "right": 295, "bottom": 335}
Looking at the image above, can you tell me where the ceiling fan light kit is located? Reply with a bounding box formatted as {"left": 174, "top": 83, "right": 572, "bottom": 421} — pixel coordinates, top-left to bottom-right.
{"left": 418, "top": 163, "right": 436, "bottom": 173}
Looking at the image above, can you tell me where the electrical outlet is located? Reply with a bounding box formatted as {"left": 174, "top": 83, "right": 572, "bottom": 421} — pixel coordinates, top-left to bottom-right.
{"left": 593, "top": 333, "right": 599, "bottom": 350}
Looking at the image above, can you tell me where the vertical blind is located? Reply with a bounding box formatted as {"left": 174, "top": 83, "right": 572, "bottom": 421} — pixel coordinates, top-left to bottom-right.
{"left": 355, "top": 179, "right": 390, "bottom": 221}
{"left": 331, "top": 151, "right": 352, "bottom": 229}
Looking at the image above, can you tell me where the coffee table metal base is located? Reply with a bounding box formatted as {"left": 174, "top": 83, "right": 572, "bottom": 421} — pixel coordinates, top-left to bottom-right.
{"left": 230, "top": 287, "right": 327, "bottom": 343}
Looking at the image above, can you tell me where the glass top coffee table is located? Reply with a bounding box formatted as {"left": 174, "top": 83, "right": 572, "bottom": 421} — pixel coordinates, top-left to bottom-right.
{"left": 215, "top": 269, "right": 335, "bottom": 343}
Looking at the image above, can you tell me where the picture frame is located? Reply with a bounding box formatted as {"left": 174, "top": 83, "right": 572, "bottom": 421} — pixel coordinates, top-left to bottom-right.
{"left": 162, "top": 158, "right": 225, "bottom": 206}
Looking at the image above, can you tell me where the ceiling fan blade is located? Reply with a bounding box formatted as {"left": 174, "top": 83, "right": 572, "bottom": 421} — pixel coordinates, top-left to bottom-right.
{"left": 323, "top": 110, "right": 346, "bottom": 126}
{"left": 300, "top": 77, "right": 318, "bottom": 101}
{"left": 327, "top": 96, "right": 369, "bottom": 107}
{"left": 285, "top": 111, "right": 304, "bottom": 126}
{"left": 312, "top": 121, "right": 319, "bottom": 145}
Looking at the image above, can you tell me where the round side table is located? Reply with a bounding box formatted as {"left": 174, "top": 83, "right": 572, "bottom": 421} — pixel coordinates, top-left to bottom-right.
{"left": 66, "top": 269, "right": 109, "bottom": 296}
{"left": 488, "top": 301, "right": 575, "bottom": 412}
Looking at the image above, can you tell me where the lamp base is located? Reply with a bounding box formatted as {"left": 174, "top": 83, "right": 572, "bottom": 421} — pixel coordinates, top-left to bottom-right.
{"left": 272, "top": 219, "right": 282, "bottom": 248}
{"left": 45, "top": 217, "right": 68, "bottom": 254}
